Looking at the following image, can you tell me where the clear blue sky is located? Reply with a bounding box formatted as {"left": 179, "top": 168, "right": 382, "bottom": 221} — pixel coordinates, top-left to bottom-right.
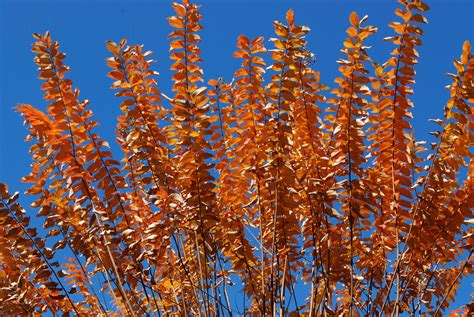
{"left": 1, "top": 0, "right": 473, "bottom": 313}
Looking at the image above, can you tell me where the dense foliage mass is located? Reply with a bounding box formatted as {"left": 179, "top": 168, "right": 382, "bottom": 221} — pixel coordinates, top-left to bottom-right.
{"left": 1, "top": 0, "right": 473, "bottom": 315}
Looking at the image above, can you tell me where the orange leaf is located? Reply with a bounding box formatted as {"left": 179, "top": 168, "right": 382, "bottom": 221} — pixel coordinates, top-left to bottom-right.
{"left": 349, "top": 12, "right": 359, "bottom": 27}
{"left": 286, "top": 9, "right": 294, "bottom": 25}
{"left": 105, "top": 40, "right": 120, "bottom": 56}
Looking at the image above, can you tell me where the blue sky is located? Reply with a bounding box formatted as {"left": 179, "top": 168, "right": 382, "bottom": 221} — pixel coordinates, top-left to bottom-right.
{"left": 1, "top": 0, "right": 473, "bottom": 313}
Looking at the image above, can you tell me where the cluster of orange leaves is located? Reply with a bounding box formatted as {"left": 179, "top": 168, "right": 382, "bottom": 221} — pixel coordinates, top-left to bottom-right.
{"left": 0, "top": 0, "right": 473, "bottom": 316}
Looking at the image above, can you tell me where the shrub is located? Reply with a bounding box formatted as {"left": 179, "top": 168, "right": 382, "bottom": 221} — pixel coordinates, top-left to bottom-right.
{"left": 1, "top": 0, "right": 472, "bottom": 315}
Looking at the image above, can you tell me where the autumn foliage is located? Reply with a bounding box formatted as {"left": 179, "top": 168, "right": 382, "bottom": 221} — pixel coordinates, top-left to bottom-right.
{"left": 1, "top": 0, "right": 473, "bottom": 315}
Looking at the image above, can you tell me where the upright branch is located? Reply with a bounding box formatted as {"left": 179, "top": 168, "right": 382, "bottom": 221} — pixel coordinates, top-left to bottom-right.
{"left": 168, "top": 0, "right": 219, "bottom": 314}
{"left": 325, "top": 12, "right": 377, "bottom": 315}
